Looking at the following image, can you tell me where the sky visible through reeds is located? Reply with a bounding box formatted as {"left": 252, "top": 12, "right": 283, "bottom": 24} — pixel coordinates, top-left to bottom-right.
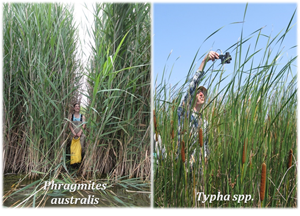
{"left": 73, "top": 3, "right": 94, "bottom": 107}
{"left": 154, "top": 3, "right": 297, "bottom": 91}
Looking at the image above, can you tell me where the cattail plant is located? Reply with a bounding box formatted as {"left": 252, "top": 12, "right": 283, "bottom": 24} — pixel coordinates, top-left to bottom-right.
{"left": 154, "top": 4, "right": 297, "bottom": 207}
{"left": 287, "top": 149, "right": 293, "bottom": 169}
{"left": 260, "top": 163, "right": 267, "bottom": 203}
{"left": 199, "top": 128, "right": 203, "bottom": 147}
{"left": 181, "top": 140, "right": 185, "bottom": 163}
{"left": 154, "top": 109, "right": 157, "bottom": 131}
{"left": 171, "top": 120, "right": 175, "bottom": 139}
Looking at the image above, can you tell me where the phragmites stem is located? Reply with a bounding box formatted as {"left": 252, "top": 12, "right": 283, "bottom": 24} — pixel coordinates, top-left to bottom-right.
{"left": 260, "top": 162, "right": 266, "bottom": 202}
{"left": 242, "top": 139, "right": 247, "bottom": 165}
{"left": 199, "top": 128, "right": 203, "bottom": 147}
{"left": 181, "top": 140, "right": 185, "bottom": 163}
{"left": 287, "top": 149, "right": 293, "bottom": 169}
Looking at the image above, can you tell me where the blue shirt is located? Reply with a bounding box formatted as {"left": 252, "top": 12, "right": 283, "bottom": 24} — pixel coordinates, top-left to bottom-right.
{"left": 73, "top": 114, "right": 82, "bottom": 121}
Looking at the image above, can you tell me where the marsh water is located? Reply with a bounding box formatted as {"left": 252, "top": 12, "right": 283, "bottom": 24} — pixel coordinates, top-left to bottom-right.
{"left": 3, "top": 174, "right": 150, "bottom": 207}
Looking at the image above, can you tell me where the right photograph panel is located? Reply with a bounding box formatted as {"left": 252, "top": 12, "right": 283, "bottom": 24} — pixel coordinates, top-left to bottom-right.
{"left": 153, "top": 3, "right": 297, "bottom": 208}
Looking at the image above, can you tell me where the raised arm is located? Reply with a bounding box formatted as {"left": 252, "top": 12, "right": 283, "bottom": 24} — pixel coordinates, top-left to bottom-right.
{"left": 179, "top": 51, "right": 219, "bottom": 114}
{"left": 197, "top": 51, "right": 219, "bottom": 72}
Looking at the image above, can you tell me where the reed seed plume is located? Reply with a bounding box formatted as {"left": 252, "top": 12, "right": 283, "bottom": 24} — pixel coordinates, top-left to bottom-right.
{"left": 288, "top": 149, "right": 293, "bottom": 169}
{"left": 260, "top": 163, "right": 266, "bottom": 202}
{"left": 181, "top": 140, "right": 185, "bottom": 163}
{"left": 199, "top": 128, "right": 203, "bottom": 147}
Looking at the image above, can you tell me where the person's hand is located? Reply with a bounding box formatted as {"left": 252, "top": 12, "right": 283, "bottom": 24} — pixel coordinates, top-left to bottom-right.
{"left": 198, "top": 51, "right": 219, "bottom": 71}
{"left": 77, "top": 131, "right": 82, "bottom": 137}
{"left": 204, "top": 51, "right": 219, "bottom": 62}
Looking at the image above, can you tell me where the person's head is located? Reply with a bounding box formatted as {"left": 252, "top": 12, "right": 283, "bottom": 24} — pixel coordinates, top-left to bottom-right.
{"left": 73, "top": 103, "right": 80, "bottom": 113}
{"left": 195, "top": 86, "right": 207, "bottom": 107}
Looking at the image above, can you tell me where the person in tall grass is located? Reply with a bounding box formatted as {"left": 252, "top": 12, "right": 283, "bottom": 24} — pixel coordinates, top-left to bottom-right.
{"left": 69, "top": 103, "right": 86, "bottom": 157}
{"left": 177, "top": 51, "right": 219, "bottom": 166}
{"left": 155, "top": 51, "right": 219, "bottom": 165}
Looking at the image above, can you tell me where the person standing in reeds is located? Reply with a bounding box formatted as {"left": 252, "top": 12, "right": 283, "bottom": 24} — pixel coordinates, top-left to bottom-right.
{"left": 177, "top": 51, "right": 219, "bottom": 166}
{"left": 69, "top": 103, "right": 86, "bottom": 158}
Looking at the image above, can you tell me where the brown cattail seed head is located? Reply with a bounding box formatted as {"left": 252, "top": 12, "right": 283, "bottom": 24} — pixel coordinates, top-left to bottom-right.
{"left": 260, "top": 163, "right": 267, "bottom": 202}
{"left": 153, "top": 110, "right": 157, "bottom": 131}
{"left": 181, "top": 140, "right": 185, "bottom": 163}
{"left": 171, "top": 120, "right": 175, "bottom": 139}
{"left": 242, "top": 139, "right": 247, "bottom": 165}
{"left": 199, "top": 128, "right": 203, "bottom": 147}
{"left": 288, "top": 149, "right": 293, "bottom": 169}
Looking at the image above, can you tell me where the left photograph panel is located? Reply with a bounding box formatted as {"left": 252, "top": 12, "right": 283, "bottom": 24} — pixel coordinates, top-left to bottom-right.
{"left": 2, "top": 3, "right": 151, "bottom": 207}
